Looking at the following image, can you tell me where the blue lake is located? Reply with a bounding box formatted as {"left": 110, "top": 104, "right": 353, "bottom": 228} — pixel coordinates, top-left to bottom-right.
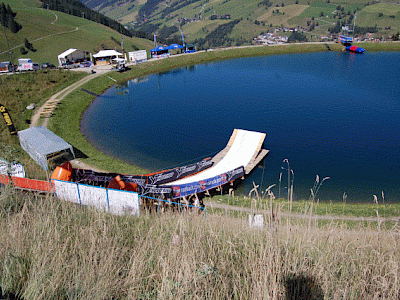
{"left": 81, "top": 51, "right": 400, "bottom": 203}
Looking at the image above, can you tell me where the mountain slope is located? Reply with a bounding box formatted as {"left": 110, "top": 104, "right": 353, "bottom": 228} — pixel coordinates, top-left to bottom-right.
{"left": 81, "top": 0, "right": 400, "bottom": 48}
{"left": 0, "top": 0, "right": 153, "bottom": 65}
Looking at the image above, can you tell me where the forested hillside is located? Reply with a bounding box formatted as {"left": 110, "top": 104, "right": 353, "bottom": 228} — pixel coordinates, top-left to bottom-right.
{"left": 81, "top": 0, "right": 400, "bottom": 49}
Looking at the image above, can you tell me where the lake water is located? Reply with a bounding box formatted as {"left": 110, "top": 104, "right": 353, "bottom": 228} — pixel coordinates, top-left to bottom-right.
{"left": 81, "top": 51, "right": 400, "bottom": 203}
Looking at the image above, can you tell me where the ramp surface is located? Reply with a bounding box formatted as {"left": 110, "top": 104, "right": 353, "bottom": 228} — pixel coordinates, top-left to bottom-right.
{"left": 166, "top": 129, "right": 266, "bottom": 185}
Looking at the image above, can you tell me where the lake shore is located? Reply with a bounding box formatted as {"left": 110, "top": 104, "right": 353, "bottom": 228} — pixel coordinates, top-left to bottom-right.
{"left": 47, "top": 42, "right": 400, "bottom": 176}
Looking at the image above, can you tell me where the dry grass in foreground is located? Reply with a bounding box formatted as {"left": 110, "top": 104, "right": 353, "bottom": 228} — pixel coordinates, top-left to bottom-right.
{"left": 0, "top": 186, "right": 399, "bottom": 299}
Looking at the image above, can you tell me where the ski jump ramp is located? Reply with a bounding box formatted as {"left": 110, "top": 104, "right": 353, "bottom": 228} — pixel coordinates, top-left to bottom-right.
{"left": 166, "top": 129, "right": 269, "bottom": 186}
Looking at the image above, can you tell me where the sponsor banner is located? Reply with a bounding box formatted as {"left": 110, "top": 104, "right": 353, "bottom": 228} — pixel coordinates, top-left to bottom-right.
{"left": 119, "top": 174, "right": 147, "bottom": 187}
{"left": 72, "top": 168, "right": 147, "bottom": 188}
{"left": 0, "top": 103, "right": 17, "bottom": 135}
{"left": 139, "top": 184, "right": 172, "bottom": 197}
{"left": 72, "top": 169, "right": 118, "bottom": 186}
{"left": 147, "top": 158, "right": 213, "bottom": 185}
{"left": 169, "top": 166, "right": 245, "bottom": 198}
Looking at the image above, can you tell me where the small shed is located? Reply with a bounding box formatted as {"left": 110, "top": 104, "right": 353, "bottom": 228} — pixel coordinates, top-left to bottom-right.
{"left": 58, "top": 49, "right": 89, "bottom": 66}
{"left": 18, "top": 127, "right": 75, "bottom": 170}
{"left": 93, "top": 50, "right": 123, "bottom": 66}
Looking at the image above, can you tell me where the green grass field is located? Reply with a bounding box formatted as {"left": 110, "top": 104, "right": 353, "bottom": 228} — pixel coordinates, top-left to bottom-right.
{"left": 0, "top": 0, "right": 153, "bottom": 65}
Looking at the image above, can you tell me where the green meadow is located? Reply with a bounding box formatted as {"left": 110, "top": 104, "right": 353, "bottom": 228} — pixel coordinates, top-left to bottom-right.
{"left": 0, "top": 0, "right": 153, "bottom": 65}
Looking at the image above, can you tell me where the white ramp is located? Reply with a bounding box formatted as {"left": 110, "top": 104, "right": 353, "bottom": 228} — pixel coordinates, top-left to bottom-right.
{"left": 166, "top": 129, "right": 267, "bottom": 185}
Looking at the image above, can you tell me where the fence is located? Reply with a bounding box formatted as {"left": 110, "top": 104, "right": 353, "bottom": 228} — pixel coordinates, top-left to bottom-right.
{"left": 52, "top": 179, "right": 140, "bottom": 216}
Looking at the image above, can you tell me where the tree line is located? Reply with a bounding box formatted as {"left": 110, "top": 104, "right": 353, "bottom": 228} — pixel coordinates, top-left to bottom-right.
{"left": 0, "top": 2, "right": 22, "bottom": 33}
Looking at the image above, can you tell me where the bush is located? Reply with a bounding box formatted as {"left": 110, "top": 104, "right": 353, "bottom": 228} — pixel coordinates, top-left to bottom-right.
{"left": 20, "top": 47, "right": 28, "bottom": 55}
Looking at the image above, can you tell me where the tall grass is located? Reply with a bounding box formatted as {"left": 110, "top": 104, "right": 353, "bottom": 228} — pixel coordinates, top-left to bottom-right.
{"left": 1, "top": 186, "right": 399, "bottom": 299}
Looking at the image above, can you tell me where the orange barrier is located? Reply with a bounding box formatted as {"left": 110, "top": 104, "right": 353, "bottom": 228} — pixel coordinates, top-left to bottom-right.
{"left": 13, "top": 177, "right": 52, "bottom": 192}
{"left": 0, "top": 174, "right": 10, "bottom": 185}
{"left": 0, "top": 174, "right": 52, "bottom": 192}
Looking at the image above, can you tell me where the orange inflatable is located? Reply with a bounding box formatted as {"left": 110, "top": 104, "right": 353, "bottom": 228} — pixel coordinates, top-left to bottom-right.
{"left": 124, "top": 182, "right": 138, "bottom": 192}
{"left": 107, "top": 175, "right": 126, "bottom": 190}
{"left": 51, "top": 161, "right": 72, "bottom": 181}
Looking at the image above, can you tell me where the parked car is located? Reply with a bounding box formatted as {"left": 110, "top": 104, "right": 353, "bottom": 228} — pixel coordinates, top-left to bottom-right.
{"left": 58, "top": 62, "right": 75, "bottom": 69}
{"left": 32, "top": 63, "right": 40, "bottom": 71}
{"left": 79, "top": 61, "right": 92, "bottom": 68}
{"left": 41, "top": 62, "right": 55, "bottom": 69}
{"left": 116, "top": 63, "right": 126, "bottom": 72}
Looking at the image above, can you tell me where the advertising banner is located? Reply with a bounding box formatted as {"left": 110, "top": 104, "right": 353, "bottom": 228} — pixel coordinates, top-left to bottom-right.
{"left": 72, "top": 168, "right": 146, "bottom": 188}
{"left": 168, "top": 166, "right": 245, "bottom": 199}
{"left": 139, "top": 184, "right": 172, "bottom": 197}
{"left": 0, "top": 103, "right": 17, "bottom": 135}
{"left": 147, "top": 158, "right": 214, "bottom": 185}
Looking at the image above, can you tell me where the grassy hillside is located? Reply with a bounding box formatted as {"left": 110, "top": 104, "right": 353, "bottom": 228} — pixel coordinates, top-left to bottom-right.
{"left": 0, "top": 0, "right": 153, "bottom": 65}
{"left": 0, "top": 70, "right": 88, "bottom": 180}
{"left": 0, "top": 190, "right": 399, "bottom": 299}
{"left": 83, "top": 0, "right": 400, "bottom": 47}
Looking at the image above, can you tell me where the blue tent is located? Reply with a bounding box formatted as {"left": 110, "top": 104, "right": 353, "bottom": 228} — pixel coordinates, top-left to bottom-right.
{"left": 150, "top": 46, "right": 169, "bottom": 52}
{"left": 150, "top": 46, "right": 170, "bottom": 58}
{"left": 168, "top": 44, "right": 184, "bottom": 49}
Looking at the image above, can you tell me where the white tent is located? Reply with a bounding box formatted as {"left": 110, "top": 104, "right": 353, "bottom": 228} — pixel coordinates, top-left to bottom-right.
{"left": 58, "top": 49, "right": 87, "bottom": 65}
{"left": 18, "top": 127, "right": 75, "bottom": 170}
{"left": 93, "top": 50, "right": 124, "bottom": 65}
{"left": 93, "top": 50, "right": 122, "bottom": 58}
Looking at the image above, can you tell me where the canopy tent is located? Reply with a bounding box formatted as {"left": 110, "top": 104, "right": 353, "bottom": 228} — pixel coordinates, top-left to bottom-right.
{"left": 168, "top": 44, "right": 184, "bottom": 49}
{"left": 184, "top": 44, "right": 196, "bottom": 53}
{"left": 18, "top": 127, "right": 75, "bottom": 170}
{"left": 92, "top": 50, "right": 122, "bottom": 58}
{"left": 150, "top": 46, "right": 170, "bottom": 59}
{"left": 58, "top": 49, "right": 88, "bottom": 65}
{"left": 93, "top": 50, "right": 123, "bottom": 65}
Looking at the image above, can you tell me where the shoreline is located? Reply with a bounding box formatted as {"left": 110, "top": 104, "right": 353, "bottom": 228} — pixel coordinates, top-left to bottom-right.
{"left": 46, "top": 42, "right": 400, "bottom": 177}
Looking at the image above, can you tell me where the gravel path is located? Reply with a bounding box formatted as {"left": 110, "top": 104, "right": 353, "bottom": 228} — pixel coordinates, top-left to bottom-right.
{"left": 29, "top": 67, "right": 114, "bottom": 171}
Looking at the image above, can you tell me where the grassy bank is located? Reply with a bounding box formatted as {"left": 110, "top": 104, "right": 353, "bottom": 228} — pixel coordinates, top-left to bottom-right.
{"left": 0, "top": 70, "right": 88, "bottom": 179}
{"left": 48, "top": 42, "right": 400, "bottom": 176}
{"left": 0, "top": 189, "right": 399, "bottom": 299}
{"left": 208, "top": 193, "right": 400, "bottom": 219}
